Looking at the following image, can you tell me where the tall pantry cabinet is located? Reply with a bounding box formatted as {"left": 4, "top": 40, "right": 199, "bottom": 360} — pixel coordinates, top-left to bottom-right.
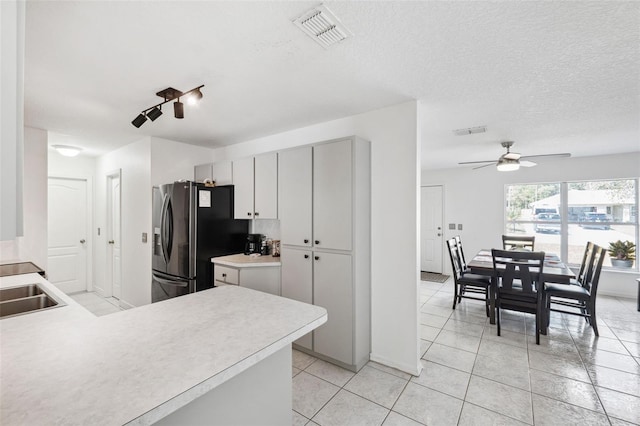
{"left": 279, "top": 137, "right": 370, "bottom": 372}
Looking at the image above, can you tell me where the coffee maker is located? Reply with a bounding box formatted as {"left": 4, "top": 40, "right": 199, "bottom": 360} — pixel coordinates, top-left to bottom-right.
{"left": 244, "top": 234, "right": 263, "bottom": 255}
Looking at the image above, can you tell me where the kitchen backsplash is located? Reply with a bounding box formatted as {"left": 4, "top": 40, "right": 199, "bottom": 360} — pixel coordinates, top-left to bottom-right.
{"left": 250, "top": 219, "right": 281, "bottom": 240}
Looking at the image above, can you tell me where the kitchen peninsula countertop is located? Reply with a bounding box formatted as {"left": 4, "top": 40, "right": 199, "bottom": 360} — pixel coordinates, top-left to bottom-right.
{"left": 211, "top": 253, "right": 282, "bottom": 267}
{"left": 0, "top": 273, "right": 326, "bottom": 425}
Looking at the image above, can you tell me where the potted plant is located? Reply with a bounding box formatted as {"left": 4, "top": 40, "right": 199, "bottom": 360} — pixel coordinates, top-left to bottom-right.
{"left": 607, "top": 240, "right": 636, "bottom": 268}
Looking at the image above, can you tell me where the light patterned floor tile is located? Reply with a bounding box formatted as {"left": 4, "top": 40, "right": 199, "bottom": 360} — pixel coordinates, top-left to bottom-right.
{"left": 393, "top": 382, "right": 463, "bottom": 426}
{"left": 472, "top": 353, "right": 530, "bottom": 391}
{"left": 313, "top": 389, "right": 389, "bottom": 426}
{"left": 382, "top": 411, "right": 424, "bottom": 426}
{"left": 293, "top": 349, "right": 317, "bottom": 370}
{"left": 434, "top": 329, "right": 481, "bottom": 353}
{"left": 465, "top": 375, "right": 533, "bottom": 424}
{"left": 531, "top": 394, "right": 609, "bottom": 425}
{"left": 292, "top": 372, "right": 340, "bottom": 419}
{"left": 344, "top": 365, "right": 408, "bottom": 409}
{"left": 458, "top": 402, "right": 529, "bottom": 426}
{"left": 411, "top": 360, "right": 470, "bottom": 399}
{"left": 587, "top": 364, "right": 640, "bottom": 397}
{"left": 530, "top": 369, "right": 604, "bottom": 413}
{"left": 423, "top": 342, "right": 476, "bottom": 373}
{"left": 305, "top": 359, "right": 355, "bottom": 387}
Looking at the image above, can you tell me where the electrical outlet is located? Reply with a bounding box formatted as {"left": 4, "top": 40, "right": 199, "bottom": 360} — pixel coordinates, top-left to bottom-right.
{"left": 142, "top": 232, "right": 148, "bottom": 243}
{"left": 449, "top": 223, "right": 456, "bottom": 230}
{"left": 458, "top": 224, "right": 463, "bottom": 230}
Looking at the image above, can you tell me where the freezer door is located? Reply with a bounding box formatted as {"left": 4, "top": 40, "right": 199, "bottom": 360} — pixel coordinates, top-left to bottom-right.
{"left": 152, "top": 272, "right": 195, "bottom": 302}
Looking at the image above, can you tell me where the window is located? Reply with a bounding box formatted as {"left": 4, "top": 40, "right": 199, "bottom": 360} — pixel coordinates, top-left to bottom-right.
{"left": 505, "top": 179, "right": 638, "bottom": 269}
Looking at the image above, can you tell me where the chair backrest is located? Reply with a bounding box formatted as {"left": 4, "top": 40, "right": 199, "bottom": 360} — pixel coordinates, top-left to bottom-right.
{"left": 446, "top": 237, "right": 464, "bottom": 281}
{"left": 454, "top": 235, "right": 468, "bottom": 270}
{"left": 502, "top": 235, "right": 535, "bottom": 251}
{"left": 576, "top": 242, "right": 595, "bottom": 284}
{"left": 491, "top": 249, "right": 545, "bottom": 294}
{"left": 583, "top": 244, "right": 605, "bottom": 296}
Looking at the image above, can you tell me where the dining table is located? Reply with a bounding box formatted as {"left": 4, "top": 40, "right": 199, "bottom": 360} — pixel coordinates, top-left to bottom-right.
{"left": 467, "top": 249, "right": 576, "bottom": 325}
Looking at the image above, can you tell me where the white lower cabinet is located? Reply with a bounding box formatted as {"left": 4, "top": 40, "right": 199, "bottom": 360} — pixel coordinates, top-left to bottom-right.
{"left": 313, "top": 251, "right": 353, "bottom": 365}
{"left": 280, "top": 247, "right": 313, "bottom": 350}
{"left": 214, "top": 264, "right": 280, "bottom": 296}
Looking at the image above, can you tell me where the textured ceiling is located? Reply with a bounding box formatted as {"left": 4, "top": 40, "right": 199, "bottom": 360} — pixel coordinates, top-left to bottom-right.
{"left": 24, "top": 1, "right": 640, "bottom": 169}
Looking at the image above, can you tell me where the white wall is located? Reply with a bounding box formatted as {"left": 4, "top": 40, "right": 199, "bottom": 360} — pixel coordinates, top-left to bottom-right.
{"left": 150, "top": 137, "right": 215, "bottom": 186}
{"left": 421, "top": 152, "right": 640, "bottom": 298}
{"left": 49, "top": 149, "right": 96, "bottom": 178}
{"left": 95, "top": 138, "right": 152, "bottom": 307}
{"left": 211, "top": 101, "right": 421, "bottom": 375}
{"left": 17, "top": 127, "right": 48, "bottom": 270}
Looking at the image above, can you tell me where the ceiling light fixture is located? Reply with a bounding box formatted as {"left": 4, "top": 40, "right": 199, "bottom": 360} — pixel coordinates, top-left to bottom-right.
{"left": 496, "top": 157, "right": 520, "bottom": 172}
{"left": 131, "top": 84, "right": 204, "bottom": 127}
{"left": 52, "top": 145, "right": 82, "bottom": 157}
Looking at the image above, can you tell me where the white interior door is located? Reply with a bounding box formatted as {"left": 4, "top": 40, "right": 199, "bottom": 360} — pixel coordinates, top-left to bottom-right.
{"left": 48, "top": 178, "right": 87, "bottom": 293}
{"left": 421, "top": 186, "right": 444, "bottom": 273}
{"left": 107, "top": 173, "right": 122, "bottom": 299}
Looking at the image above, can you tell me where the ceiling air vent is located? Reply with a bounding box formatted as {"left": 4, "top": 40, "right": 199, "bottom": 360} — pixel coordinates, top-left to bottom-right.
{"left": 293, "top": 4, "right": 352, "bottom": 49}
{"left": 452, "top": 126, "right": 487, "bottom": 136}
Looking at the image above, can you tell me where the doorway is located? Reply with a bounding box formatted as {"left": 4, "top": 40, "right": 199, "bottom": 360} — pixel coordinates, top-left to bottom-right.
{"left": 47, "top": 177, "right": 88, "bottom": 293}
{"left": 420, "top": 185, "right": 444, "bottom": 273}
{"left": 106, "top": 171, "right": 122, "bottom": 300}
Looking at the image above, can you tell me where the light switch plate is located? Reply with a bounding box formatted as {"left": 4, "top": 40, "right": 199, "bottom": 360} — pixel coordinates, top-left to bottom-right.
{"left": 458, "top": 224, "right": 463, "bottom": 230}
{"left": 449, "top": 223, "right": 456, "bottom": 230}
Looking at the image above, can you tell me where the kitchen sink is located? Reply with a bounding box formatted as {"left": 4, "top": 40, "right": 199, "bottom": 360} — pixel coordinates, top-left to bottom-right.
{"left": 0, "top": 283, "right": 65, "bottom": 319}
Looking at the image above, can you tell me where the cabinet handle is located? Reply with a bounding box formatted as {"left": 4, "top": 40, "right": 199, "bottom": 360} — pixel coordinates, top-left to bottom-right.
{"left": 247, "top": 212, "right": 252, "bottom": 217}
{"left": 222, "top": 273, "right": 227, "bottom": 277}
{"left": 315, "top": 240, "right": 320, "bottom": 245}
{"left": 304, "top": 254, "right": 309, "bottom": 259}
{"left": 254, "top": 212, "right": 259, "bottom": 216}
{"left": 314, "top": 256, "right": 320, "bottom": 260}
{"left": 304, "top": 239, "right": 309, "bottom": 244}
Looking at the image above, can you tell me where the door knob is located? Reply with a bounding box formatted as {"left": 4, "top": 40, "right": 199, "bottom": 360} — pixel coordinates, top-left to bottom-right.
{"left": 108, "top": 240, "right": 115, "bottom": 244}
{"left": 437, "top": 233, "right": 441, "bottom": 236}
{"left": 80, "top": 239, "right": 86, "bottom": 244}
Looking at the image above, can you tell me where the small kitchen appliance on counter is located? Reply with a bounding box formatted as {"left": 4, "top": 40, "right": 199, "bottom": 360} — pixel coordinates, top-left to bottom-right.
{"left": 244, "top": 234, "right": 263, "bottom": 255}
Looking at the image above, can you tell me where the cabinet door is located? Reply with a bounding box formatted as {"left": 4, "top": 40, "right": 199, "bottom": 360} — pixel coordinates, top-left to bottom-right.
{"left": 232, "top": 157, "right": 255, "bottom": 219}
{"left": 194, "top": 163, "right": 213, "bottom": 182}
{"left": 313, "top": 252, "right": 352, "bottom": 364}
{"left": 211, "top": 161, "right": 233, "bottom": 186}
{"left": 313, "top": 140, "right": 352, "bottom": 251}
{"left": 279, "top": 147, "right": 312, "bottom": 247}
{"left": 281, "top": 247, "right": 313, "bottom": 350}
{"left": 240, "top": 267, "right": 281, "bottom": 296}
{"left": 254, "top": 153, "right": 278, "bottom": 219}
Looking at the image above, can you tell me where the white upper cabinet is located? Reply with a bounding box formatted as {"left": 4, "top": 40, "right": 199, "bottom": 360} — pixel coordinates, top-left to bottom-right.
{"left": 232, "top": 153, "right": 277, "bottom": 220}
{"left": 254, "top": 153, "right": 278, "bottom": 219}
{"left": 278, "top": 146, "right": 312, "bottom": 247}
{"left": 194, "top": 161, "right": 233, "bottom": 186}
{"left": 313, "top": 140, "right": 353, "bottom": 251}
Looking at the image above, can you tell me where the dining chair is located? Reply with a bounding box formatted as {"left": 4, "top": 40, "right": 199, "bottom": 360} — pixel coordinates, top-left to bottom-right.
{"left": 545, "top": 244, "right": 605, "bottom": 336}
{"left": 502, "top": 235, "right": 535, "bottom": 251}
{"left": 447, "top": 238, "right": 491, "bottom": 315}
{"left": 571, "top": 241, "right": 595, "bottom": 286}
{"left": 454, "top": 235, "right": 468, "bottom": 271}
{"left": 491, "top": 249, "right": 546, "bottom": 344}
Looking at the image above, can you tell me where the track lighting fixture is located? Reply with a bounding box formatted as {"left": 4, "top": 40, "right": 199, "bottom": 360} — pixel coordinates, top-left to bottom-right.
{"left": 131, "top": 84, "right": 203, "bottom": 127}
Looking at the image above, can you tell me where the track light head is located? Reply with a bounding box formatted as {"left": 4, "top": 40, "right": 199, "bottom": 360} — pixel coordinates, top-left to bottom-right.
{"left": 187, "top": 88, "right": 204, "bottom": 106}
{"left": 174, "top": 101, "right": 184, "bottom": 119}
{"left": 147, "top": 106, "right": 163, "bottom": 121}
{"left": 132, "top": 113, "right": 147, "bottom": 128}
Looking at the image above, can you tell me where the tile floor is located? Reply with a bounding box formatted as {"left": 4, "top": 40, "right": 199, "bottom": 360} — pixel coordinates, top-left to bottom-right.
{"left": 292, "top": 278, "right": 640, "bottom": 425}
{"left": 69, "top": 291, "right": 123, "bottom": 316}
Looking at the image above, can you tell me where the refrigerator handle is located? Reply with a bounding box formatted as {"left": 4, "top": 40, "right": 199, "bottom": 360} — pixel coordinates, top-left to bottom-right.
{"left": 160, "top": 193, "right": 170, "bottom": 265}
{"left": 153, "top": 274, "right": 188, "bottom": 287}
{"left": 166, "top": 197, "right": 173, "bottom": 260}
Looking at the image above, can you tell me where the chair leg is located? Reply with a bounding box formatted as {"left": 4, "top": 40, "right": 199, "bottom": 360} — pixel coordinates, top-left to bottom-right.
{"left": 452, "top": 282, "right": 457, "bottom": 309}
{"left": 589, "top": 301, "right": 599, "bottom": 336}
{"left": 496, "top": 305, "right": 501, "bottom": 336}
{"left": 485, "top": 291, "right": 490, "bottom": 317}
{"left": 535, "top": 306, "right": 541, "bottom": 345}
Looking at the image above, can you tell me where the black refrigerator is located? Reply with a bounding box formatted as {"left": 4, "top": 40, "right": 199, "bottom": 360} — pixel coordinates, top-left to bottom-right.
{"left": 151, "top": 182, "right": 248, "bottom": 302}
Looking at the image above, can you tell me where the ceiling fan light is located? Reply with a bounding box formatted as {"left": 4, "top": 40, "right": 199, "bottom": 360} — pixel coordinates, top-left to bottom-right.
{"left": 497, "top": 158, "right": 520, "bottom": 172}
{"left": 52, "top": 144, "right": 82, "bottom": 157}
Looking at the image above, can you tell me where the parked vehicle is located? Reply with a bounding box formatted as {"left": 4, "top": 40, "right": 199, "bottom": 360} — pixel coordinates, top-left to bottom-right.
{"left": 579, "top": 212, "right": 612, "bottom": 230}
{"left": 534, "top": 213, "right": 561, "bottom": 234}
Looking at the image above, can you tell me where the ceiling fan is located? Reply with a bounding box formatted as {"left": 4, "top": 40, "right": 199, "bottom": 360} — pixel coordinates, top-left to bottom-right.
{"left": 458, "top": 141, "right": 571, "bottom": 171}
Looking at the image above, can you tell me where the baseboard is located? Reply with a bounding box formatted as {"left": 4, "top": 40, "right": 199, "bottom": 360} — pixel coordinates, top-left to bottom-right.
{"left": 369, "top": 353, "right": 422, "bottom": 377}
{"left": 118, "top": 299, "right": 136, "bottom": 310}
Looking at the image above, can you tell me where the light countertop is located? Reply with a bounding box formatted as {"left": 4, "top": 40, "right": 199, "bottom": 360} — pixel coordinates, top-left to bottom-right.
{"left": 211, "top": 253, "right": 282, "bottom": 268}
{"left": 0, "top": 273, "right": 326, "bottom": 425}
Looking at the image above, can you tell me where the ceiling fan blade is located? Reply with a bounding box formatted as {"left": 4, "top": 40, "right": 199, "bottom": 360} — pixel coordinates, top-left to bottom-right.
{"left": 519, "top": 153, "right": 571, "bottom": 160}
{"left": 472, "top": 162, "right": 496, "bottom": 170}
{"left": 520, "top": 160, "right": 537, "bottom": 167}
{"left": 458, "top": 159, "right": 495, "bottom": 165}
